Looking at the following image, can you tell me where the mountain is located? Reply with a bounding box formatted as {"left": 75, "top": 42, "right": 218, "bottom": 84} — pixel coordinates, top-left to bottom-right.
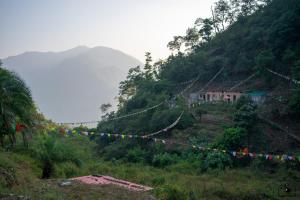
{"left": 2, "top": 46, "right": 143, "bottom": 124}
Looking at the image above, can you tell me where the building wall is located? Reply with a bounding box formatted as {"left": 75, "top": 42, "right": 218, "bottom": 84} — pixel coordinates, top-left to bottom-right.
{"left": 199, "top": 91, "right": 242, "bottom": 103}
{"left": 249, "top": 95, "right": 266, "bottom": 104}
{"left": 224, "top": 92, "right": 242, "bottom": 103}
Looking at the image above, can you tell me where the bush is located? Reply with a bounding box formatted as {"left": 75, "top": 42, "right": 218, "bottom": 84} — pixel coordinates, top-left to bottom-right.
{"left": 215, "top": 127, "right": 247, "bottom": 150}
{"left": 102, "top": 140, "right": 133, "bottom": 161}
{"left": 152, "top": 153, "right": 179, "bottom": 168}
{"left": 126, "top": 147, "right": 148, "bottom": 163}
{"left": 29, "top": 134, "right": 82, "bottom": 178}
{"left": 151, "top": 176, "right": 166, "bottom": 186}
{"left": 201, "top": 151, "right": 232, "bottom": 171}
{"left": 54, "top": 162, "right": 80, "bottom": 178}
{"left": 155, "top": 184, "right": 188, "bottom": 200}
{"left": 288, "top": 86, "right": 300, "bottom": 118}
{"left": 0, "top": 154, "right": 17, "bottom": 188}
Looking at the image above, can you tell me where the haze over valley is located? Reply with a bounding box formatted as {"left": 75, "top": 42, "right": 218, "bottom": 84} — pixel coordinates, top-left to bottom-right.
{"left": 3, "top": 46, "right": 142, "bottom": 124}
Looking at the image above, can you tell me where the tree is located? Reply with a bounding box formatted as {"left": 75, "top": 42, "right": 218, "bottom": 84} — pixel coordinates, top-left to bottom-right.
{"left": 239, "top": 0, "right": 259, "bottom": 16}
{"left": 184, "top": 27, "right": 200, "bottom": 50}
{"left": 100, "top": 103, "right": 112, "bottom": 113}
{"left": 292, "top": 60, "right": 300, "bottom": 80}
{"left": 0, "top": 66, "right": 34, "bottom": 147}
{"left": 118, "top": 65, "right": 143, "bottom": 107}
{"left": 144, "top": 52, "right": 154, "bottom": 80}
{"left": 215, "top": 127, "right": 247, "bottom": 150}
{"left": 210, "top": 0, "right": 270, "bottom": 31}
{"left": 195, "top": 18, "right": 214, "bottom": 42}
{"left": 229, "top": 0, "right": 268, "bottom": 18}
{"left": 288, "top": 60, "right": 300, "bottom": 117}
{"left": 167, "top": 36, "right": 184, "bottom": 53}
{"left": 234, "top": 96, "right": 258, "bottom": 149}
{"left": 213, "top": 0, "right": 232, "bottom": 31}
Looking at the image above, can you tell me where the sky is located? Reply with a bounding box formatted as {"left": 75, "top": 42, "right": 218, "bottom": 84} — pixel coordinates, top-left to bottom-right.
{"left": 0, "top": 0, "right": 215, "bottom": 62}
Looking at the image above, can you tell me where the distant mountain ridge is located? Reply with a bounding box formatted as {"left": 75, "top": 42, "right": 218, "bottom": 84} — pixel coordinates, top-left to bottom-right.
{"left": 3, "top": 46, "right": 143, "bottom": 124}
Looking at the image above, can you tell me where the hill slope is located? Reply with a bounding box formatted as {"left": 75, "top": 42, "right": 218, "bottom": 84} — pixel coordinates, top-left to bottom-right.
{"left": 97, "top": 0, "right": 300, "bottom": 150}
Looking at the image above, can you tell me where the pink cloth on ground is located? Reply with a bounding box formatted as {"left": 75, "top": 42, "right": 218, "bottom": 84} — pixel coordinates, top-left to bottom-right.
{"left": 71, "top": 175, "right": 153, "bottom": 191}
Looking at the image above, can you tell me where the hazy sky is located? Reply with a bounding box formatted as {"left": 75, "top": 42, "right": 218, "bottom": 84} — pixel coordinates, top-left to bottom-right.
{"left": 0, "top": 0, "right": 215, "bottom": 62}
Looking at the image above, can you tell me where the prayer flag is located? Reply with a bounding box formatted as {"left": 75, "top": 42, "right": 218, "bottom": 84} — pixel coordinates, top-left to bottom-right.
{"left": 268, "top": 155, "right": 273, "bottom": 160}
{"left": 243, "top": 148, "right": 249, "bottom": 155}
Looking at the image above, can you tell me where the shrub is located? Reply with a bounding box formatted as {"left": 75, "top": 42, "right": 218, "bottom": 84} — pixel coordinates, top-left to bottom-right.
{"left": 126, "top": 147, "right": 148, "bottom": 163}
{"left": 288, "top": 86, "right": 300, "bottom": 118}
{"left": 155, "top": 184, "right": 188, "bottom": 200}
{"left": 102, "top": 140, "right": 133, "bottom": 161}
{"left": 29, "top": 135, "right": 82, "bottom": 178}
{"left": 152, "top": 153, "right": 179, "bottom": 168}
{"left": 54, "top": 162, "right": 80, "bottom": 178}
{"left": 0, "top": 154, "right": 17, "bottom": 188}
{"left": 202, "top": 151, "right": 232, "bottom": 171}
{"left": 151, "top": 176, "right": 166, "bottom": 186}
{"left": 215, "top": 127, "right": 247, "bottom": 150}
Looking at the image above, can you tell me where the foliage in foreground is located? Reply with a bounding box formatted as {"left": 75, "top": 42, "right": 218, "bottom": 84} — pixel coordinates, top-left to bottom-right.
{"left": 29, "top": 134, "right": 82, "bottom": 178}
{"left": 1, "top": 137, "right": 300, "bottom": 200}
{"left": 0, "top": 65, "right": 36, "bottom": 147}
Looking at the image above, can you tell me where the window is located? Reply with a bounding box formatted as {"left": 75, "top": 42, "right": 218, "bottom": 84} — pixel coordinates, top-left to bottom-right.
{"left": 233, "top": 95, "right": 236, "bottom": 101}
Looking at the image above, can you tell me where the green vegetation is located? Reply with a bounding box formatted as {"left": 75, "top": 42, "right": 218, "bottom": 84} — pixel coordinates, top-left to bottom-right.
{"left": 1, "top": 0, "right": 300, "bottom": 199}
{"left": 29, "top": 135, "right": 82, "bottom": 178}
{"left": 0, "top": 64, "right": 36, "bottom": 147}
{"left": 98, "top": 0, "right": 300, "bottom": 139}
{"left": 1, "top": 135, "right": 300, "bottom": 199}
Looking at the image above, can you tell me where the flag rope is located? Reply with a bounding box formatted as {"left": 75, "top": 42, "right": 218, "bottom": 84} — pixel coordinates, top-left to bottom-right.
{"left": 228, "top": 73, "right": 257, "bottom": 91}
{"left": 57, "top": 129, "right": 298, "bottom": 162}
{"left": 197, "top": 66, "right": 224, "bottom": 93}
{"left": 266, "top": 68, "right": 300, "bottom": 84}
{"left": 143, "top": 111, "right": 184, "bottom": 137}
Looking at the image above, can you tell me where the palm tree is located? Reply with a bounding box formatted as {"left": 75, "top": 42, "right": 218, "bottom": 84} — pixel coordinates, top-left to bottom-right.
{"left": 0, "top": 63, "right": 34, "bottom": 147}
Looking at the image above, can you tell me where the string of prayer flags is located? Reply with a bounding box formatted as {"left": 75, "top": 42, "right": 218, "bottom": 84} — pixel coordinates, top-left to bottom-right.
{"left": 191, "top": 144, "right": 298, "bottom": 162}
{"left": 97, "top": 132, "right": 168, "bottom": 145}
{"left": 51, "top": 128, "right": 299, "bottom": 163}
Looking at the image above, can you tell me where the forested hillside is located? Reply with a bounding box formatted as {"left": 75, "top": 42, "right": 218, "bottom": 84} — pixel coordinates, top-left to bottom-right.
{"left": 98, "top": 0, "right": 300, "bottom": 135}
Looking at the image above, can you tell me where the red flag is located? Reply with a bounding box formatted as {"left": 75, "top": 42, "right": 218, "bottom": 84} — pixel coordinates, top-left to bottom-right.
{"left": 268, "top": 155, "right": 273, "bottom": 160}
{"left": 16, "top": 124, "right": 26, "bottom": 132}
